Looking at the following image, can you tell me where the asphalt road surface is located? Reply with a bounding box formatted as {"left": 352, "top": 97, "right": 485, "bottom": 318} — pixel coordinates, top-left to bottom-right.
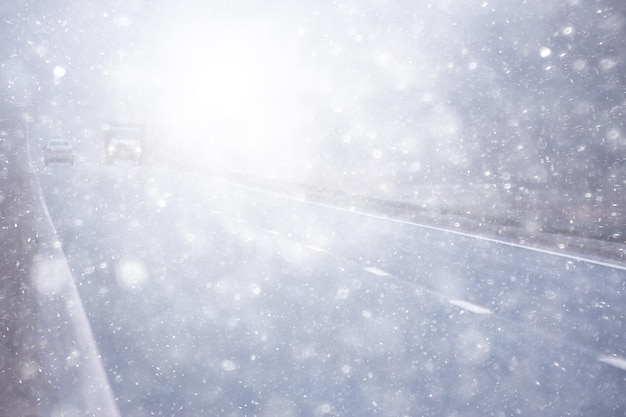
{"left": 36, "top": 158, "right": 626, "bottom": 417}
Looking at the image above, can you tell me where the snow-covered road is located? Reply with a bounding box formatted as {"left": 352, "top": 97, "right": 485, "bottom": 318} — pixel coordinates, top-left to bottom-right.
{"left": 34, "top": 159, "right": 626, "bottom": 416}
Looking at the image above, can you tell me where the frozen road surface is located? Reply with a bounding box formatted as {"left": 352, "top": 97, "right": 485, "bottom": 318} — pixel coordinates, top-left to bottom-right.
{"left": 37, "top": 160, "right": 626, "bottom": 416}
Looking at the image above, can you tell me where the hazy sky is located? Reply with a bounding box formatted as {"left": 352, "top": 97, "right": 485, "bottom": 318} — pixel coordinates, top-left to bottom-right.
{"left": 1, "top": 0, "right": 624, "bottom": 190}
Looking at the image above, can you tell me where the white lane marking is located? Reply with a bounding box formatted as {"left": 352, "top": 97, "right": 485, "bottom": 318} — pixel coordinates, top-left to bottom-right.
{"left": 449, "top": 299, "right": 493, "bottom": 315}
{"left": 598, "top": 355, "right": 626, "bottom": 371}
{"left": 305, "top": 245, "right": 327, "bottom": 253}
{"left": 362, "top": 267, "right": 392, "bottom": 277}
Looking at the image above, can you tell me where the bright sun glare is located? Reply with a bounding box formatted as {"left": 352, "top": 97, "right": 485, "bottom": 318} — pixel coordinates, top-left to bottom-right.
{"left": 151, "top": 28, "right": 303, "bottom": 174}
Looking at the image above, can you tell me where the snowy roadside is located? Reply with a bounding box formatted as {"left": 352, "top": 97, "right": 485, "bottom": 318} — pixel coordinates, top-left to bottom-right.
{"left": 142, "top": 148, "right": 626, "bottom": 266}
{"left": 0, "top": 135, "right": 121, "bottom": 417}
{"left": 216, "top": 170, "right": 626, "bottom": 268}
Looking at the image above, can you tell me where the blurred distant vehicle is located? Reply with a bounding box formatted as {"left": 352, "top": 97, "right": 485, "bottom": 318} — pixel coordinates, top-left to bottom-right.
{"left": 0, "top": 135, "right": 8, "bottom": 180}
{"left": 103, "top": 123, "right": 143, "bottom": 165}
{"left": 0, "top": 131, "right": 9, "bottom": 150}
{"left": 43, "top": 139, "right": 75, "bottom": 166}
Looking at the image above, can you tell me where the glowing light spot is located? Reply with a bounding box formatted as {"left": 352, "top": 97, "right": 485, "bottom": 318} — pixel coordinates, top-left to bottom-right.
{"left": 316, "top": 403, "right": 333, "bottom": 414}
{"left": 220, "top": 359, "right": 239, "bottom": 372}
{"left": 113, "top": 15, "right": 132, "bottom": 28}
{"left": 599, "top": 58, "right": 617, "bottom": 71}
{"left": 573, "top": 59, "right": 588, "bottom": 72}
{"left": 33, "top": 257, "right": 69, "bottom": 294}
{"left": 115, "top": 257, "right": 148, "bottom": 291}
{"left": 606, "top": 128, "right": 622, "bottom": 141}
{"left": 539, "top": 47, "right": 552, "bottom": 58}
{"left": 336, "top": 287, "right": 350, "bottom": 300}
{"left": 53, "top": 65, "right": 66, "bottom": 78}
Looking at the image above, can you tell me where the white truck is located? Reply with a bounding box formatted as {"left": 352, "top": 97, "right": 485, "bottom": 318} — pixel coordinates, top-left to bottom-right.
{"left": 103, "top": 122, "right": 144, "bottom": 165}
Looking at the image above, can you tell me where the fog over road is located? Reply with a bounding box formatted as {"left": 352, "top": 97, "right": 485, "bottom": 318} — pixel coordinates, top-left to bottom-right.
{"left": 34, "top": 158, "right": 626, "bottom": 416}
